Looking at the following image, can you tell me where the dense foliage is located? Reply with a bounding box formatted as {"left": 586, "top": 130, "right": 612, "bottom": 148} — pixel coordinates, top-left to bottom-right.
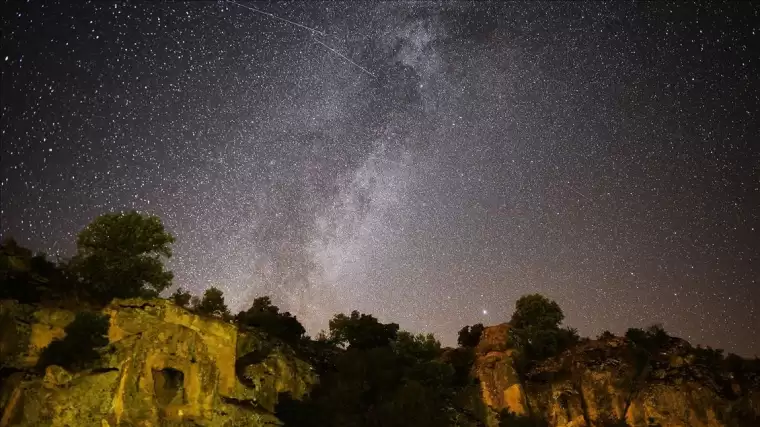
{"left": 70, "top": 211, "right": 175, "bottom": 301}
{"left": 507, "top": 294, "right": 580, "bottom": 364}
{"left": 457, "top": 323, "right": 484, "bottom": 348}
{"left": 234, "top": 296, "right": 305, "bottom": 344}
{"left": 328, "top": 310, "right": 400, "bottom": 350}
{"left": 192, "top": 286, "right": 230, "bottom": 318}
{"left": 3, "top": 211, "right": 758, "bottom": 426}
{"left": 1, "top": 237, "right": 74, "bottom": 303}
{"left": 37, "top": 311, "right": 110, "bottom": 371}
{"left": 277, "top": 311, "right": 480, "bottom": 427}
{"left": 1, "top": 211, "right": 175, "bottom": 305}
{"left": 170, "top": 287, "right": 192, "bottom": 308}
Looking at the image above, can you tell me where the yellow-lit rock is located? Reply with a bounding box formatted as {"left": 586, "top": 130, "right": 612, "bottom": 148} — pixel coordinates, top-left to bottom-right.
{"left": 472, "top": 325, "right": 760, "bottom": 427}
{"left": 0, "top": 298, "right": 316, "bottom": 426}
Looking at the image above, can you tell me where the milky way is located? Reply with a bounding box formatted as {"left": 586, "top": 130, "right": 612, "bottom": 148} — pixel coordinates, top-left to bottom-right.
{"left": 2, "top": 1, "right": 758, "bottom": 355}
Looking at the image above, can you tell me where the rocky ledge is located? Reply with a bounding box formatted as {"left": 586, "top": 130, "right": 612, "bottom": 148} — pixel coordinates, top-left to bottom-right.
{"left": 0, "top": 298, "right": 316, "bottom": 427}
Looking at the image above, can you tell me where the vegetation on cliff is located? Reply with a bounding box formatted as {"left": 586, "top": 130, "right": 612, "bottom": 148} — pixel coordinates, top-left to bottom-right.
{"left": 2, "top": 211, "right": 759, "bottom": 427}
{"left": 36, "top": 311, "right": 110, "bottom": 372}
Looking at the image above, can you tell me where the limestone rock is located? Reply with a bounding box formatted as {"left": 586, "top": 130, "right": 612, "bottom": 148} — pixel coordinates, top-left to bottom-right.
{"left": 0, "top": 298, "right": 316, "bottom": 427}
{"left": 472, "top": 325, "right": 760, "bottom": 427}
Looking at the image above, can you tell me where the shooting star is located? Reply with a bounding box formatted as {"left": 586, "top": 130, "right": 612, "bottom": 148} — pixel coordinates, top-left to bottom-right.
{"left": 569, "top": 186, "right": 591, "bottom": 202}
{"left": 225, "top": 0, "right": 376, "bottom": 78}
{"left": 313, "top": 39, "right": 377, "bottom": 78}
{"left": 226, "top": 0, "right": 326, "bottom": 37}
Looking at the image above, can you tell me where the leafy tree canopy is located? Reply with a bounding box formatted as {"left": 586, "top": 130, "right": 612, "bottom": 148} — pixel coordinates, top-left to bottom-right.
{"left": 235, "top": 296, "right": 305, "bottom": 344}
{"left": 193, "top": 286, "right": 229, "bottom": 318}
{"left": 510, "top": 293, "right": 564, "bottom": 330}
{"left": 507, "top": 294, "right": 578, "bottom": 363}
{"left": 457, "top": 323, "right": 484, "bottom": 348}
{"left": 625, "top": 324, "right": 670, "bottom": 353}
{"left": 328, "top": 310, "right": 399, "bottom": 350}
{"left": 71, "top": 211, "right": 175, "bottom": 301}
{"left": 170, "top": 287, "right": 192, "bottom": 308}
{"left": 394, "top": 331, "right": 443, "bottom": 362}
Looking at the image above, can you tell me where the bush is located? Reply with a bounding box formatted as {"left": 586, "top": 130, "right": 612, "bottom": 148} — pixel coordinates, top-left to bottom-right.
{"left": 235, "top": 296, "right": 305, "bottom": 344}
{"left": 193, "top": 287, "right": 229, "bottom": 318}
{"left": 625, "top": 324, "right": 670, "bottom": 353}
{"left": 37, "top": 311, "right": 110, "bottom": 371}
{"left": 457, "top": 323, "right": 484, "bottom": 348}
{"left": 1, "top": 238, "right": 73, "bottom": 303}
{"left": 328, "top": 310, "right": 399, "bottom": 350}
{"left": 693, "top": 345, "right": 724, "bottom": 368}
{"left": 170, "top": 287, "right": 192, "bottom": 308}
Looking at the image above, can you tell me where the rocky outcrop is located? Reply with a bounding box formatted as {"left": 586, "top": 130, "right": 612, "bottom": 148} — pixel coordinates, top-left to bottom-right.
{"left": 0, "top": 298, "right": 316, "bottom": 427}
{"left": 474, "top": 325, "right": 760, "bottom": 427}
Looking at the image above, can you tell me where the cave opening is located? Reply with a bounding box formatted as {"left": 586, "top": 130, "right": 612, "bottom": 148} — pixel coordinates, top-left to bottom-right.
{"left": 153, "top": 367, "right": 185, "bottom": 406}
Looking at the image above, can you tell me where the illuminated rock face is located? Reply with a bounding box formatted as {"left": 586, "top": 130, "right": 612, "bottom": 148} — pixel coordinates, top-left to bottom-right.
{"left": 0, "top": 299, "right": 316, "bottom": 427}
{"left": 473, "top": 325, "right": 760, "bottom": 427}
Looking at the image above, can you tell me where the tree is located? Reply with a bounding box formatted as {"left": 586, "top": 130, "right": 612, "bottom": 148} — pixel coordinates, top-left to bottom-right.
{"left": 328, "top": 310, "right": 399, "bottom": 350}
{"left": 194, "top": 286, "right": 229, "bottom": 318}
{"left": 625, "top": 324, "right": 670, "bottom": 353}
{"left": 235, "top": 296, "right": 305, "bottom": 344}
{"left": 395, "top": 331, "right": 443, "bottom": 361}
{"left": 1, "top": 237, "right": 72, "bottom": 302}
{"left": 70, "top": 211, "right": 175, "bottom": 301}
{"left": 170, "top": 287, "right": 192, "bottom": 308}
{"left": 507, "top": 294, "right": 574, "bottom": 363}
{"left": 457, "top": 323, "right": 484, "bottom": 348}
{"left": 510, "top": 294, "right": 564, "bottom": 330}
{"left": 37, "top": 311, "right": 110, "bottom": 371}
{"left": 279, "top": 326, "right": 467, "bottom": 427}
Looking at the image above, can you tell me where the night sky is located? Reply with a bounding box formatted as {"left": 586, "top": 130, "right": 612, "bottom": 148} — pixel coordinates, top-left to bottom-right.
{"left": 2, "top": 1, "right": 759, "bottom": 355}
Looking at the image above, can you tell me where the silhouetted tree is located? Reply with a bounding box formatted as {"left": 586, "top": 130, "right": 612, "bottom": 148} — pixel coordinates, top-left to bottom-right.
{"left": 510, "top": 294, "right": 564, "bottom": 330}
{"left": 235, "top": 296, "right": 305, "bottom": 344}
{"left": 619, "top": 324, "right": 673, "bottom": 421}
{"left": 507, "top": 294, "right": 575, "bottom": 362}
{"left": 328, "top": 310, "right": 399, "bottom": 350}
{"left": 194, "top": 286, "right": 229, "bottom": 318}
{"left": 0, "top": 237, "right": 73, "bottom": 302}
{"left": 279, "top": 325, "right": 468, "bottom": 427}
{"left": 394, "top": 331, "right": 443, "bottom": 362}
{"left": 457, "top": 323, "right": 484, "bottom": 348}
{"left": 170, "top": 287, "right": 192, "bottom": 308}
{"left": 70, "top": 211, "right": 175, "bottom": 301}
{"left": 37, "top": 311, "right": 110, "bottom": 371}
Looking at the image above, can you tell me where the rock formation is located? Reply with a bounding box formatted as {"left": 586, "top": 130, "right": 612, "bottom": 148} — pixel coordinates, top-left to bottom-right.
{"left": 1, "top": 300, "right": 758, "bottom": 427}
{"left": 473, "top": 324, "right": 760, "bottom": 427}
{"left": 0, "top": 298, "right": 316, "bottom": 427}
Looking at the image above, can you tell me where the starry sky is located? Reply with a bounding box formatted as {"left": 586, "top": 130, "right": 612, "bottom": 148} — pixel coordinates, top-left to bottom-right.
{"left": 2, "top": 1, "right": 759, "bottom": 355}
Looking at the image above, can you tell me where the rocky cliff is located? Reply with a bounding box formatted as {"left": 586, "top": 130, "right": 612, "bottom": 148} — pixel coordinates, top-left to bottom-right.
{"left": 0, "top": 298, "right": 316, "bottom": 427}
{"left": 2, "top": 302, "right": 759, "bottom": 427}
{"left": 474, "top": 324, "right": 760, "bottom": 427}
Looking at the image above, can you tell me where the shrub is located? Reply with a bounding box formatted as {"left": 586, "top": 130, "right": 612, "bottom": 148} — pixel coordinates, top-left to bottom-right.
{"left": 37, "top": 311, "right": 110, "bottom": 371}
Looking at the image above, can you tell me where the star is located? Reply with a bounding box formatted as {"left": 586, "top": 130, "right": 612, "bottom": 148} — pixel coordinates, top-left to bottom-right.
{"left": 1, "top": 1, "right": 757, "bottom": 356}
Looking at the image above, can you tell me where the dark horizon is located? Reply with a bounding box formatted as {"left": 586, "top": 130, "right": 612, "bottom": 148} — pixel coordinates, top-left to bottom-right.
{"left": 1, "top": 1, "right": 758, "bottom": 356}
